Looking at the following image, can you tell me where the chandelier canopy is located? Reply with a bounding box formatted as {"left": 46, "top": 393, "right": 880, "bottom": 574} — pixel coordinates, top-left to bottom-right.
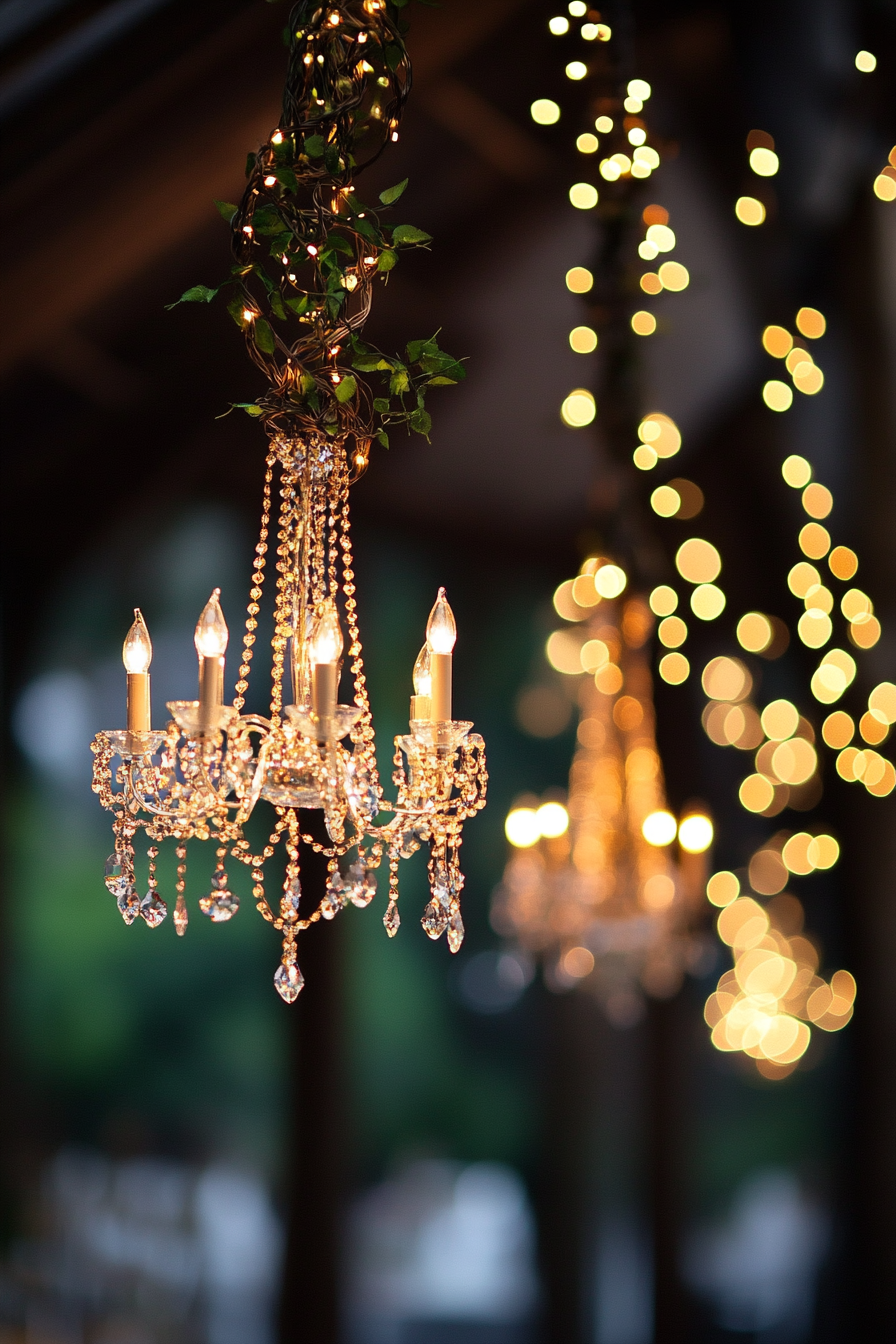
{"left": 91, "top": 0, "right": 487, "bottom": 1000}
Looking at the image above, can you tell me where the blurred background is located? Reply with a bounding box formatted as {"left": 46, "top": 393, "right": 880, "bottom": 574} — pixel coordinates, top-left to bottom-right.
{"left": 0, "top": 0, "right": 893, "bottom": 1341}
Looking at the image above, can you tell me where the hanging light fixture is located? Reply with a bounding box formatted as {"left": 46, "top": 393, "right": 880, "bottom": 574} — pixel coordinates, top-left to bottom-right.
{"left": 90, "top": 0, "right": 487, "bottom": 999}
{"left": 493, "top": 562, "right": 710, "bottom": 1021}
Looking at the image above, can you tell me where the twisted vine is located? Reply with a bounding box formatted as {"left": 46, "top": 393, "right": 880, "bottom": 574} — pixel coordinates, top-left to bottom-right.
{"left": 170, "top": 0, "right": 464, "bottom": 463}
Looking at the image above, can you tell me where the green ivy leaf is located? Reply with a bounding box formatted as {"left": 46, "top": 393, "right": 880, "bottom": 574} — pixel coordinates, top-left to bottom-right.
{"left": 215, "top": 199, "right": 238, "bottom": 222}
{"left": 324, "top": 146, "right": 341, "bottom": 174}
{"left": 304, "top": 135, "right": 325, "bottom": 157}
{"left": 245, "top": 152, "right": 256, "bottom": 178}
{"left": 227, "top": 296, "right": 249, "bottom": 328}
{"left": 373, "top": 397, "right": 390, "bottom": 413}
{"left": 379, "top": 177, "right": 409, "bottom": 205}
{"left": 335, "top": 375, "right": 357, "bottom": 403}
{"left": 377, "top": 250, "right": 398, "bottom": 272}
{"left": 354, "top": 217, "right": 378, "bottom": 241}
{"left": 269, "top": 291, "right": 287, "bottom": 320}
{"left": 253, "top": 205, "right": 284, "bottom": 235}
{"left": 300, "top": 372, "right": 316, "bottom": 394}
{"left": 406, "top": 336, "right": 438, "bottom": 362}
{"left": 165, "top": 284, "right": 219, "bottom": 309}
{"left": 410, "top": 409, "right": 432, "bottom": 436}
{"left": 426, "top": 375, "right": 458, "bottom": 385}
{"left": 273, "top": 166, "right": 298, "bottom": 193}
{"left": 377, "top": 429, "right": 390, "bottom": 449}
{"left": 390, "top": 369, "right": 410, "bottom": 395}
{"left": 328, "top": 233, "right": 353, "bottom": 255}
{"left": 233, "top": 402, "right": 264, "bottom": 417}
{"left": 392, "top": 224, "right": 432, "bottom": 245}
{"left": 253, "top": 318, "right": 276, "bottom": 353}
{"left": 268, "top": 230, "right": 293, "bottom": 258}
{"left": 385, "top": 43, "right": 403, "bottom": 70}
{"left": 285, "top": 294, "right": 311, "bottom": 315}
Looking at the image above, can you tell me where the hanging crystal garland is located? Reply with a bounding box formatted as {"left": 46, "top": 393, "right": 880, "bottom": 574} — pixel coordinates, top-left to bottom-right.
{"left": 90, "top": 0, "right": 487, "bottom": 999}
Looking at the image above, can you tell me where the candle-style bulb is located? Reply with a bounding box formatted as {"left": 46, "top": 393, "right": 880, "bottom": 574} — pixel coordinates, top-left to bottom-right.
{"left": 123, "top": 609, "right": 152, "bottom": 673}
{"left": 413, "top": 644, "right": 432, "bottom": 696}
{"left": 310, "top": 600, "right": 343, "bottom": 666}
{"left": 426, "top": 587, "right": 456, "bottom": 654}
{"left": 194, "top": 588, "right": 229, "bottom": 658}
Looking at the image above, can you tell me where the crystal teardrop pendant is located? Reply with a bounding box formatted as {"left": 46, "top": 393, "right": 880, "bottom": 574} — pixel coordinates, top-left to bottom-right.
{"left": 345, "top": 860, "right": 376, "bottom": 908}
{"left": 320, "top": 871, "right": 345, "bottom": 920}
{"left": 104, "top": 853, "right": 131, "bottom": 898}
{"left": 421, "top": 899, "right": 448, "bottom": 940}
{"left": 140, "top": 891, "right": 168, "bottom": 928}
{"left": 117, "top": 885, "right": 141, "bottom": 925}
{"left": 447, "top": 905, "right": 465, "bottom": 953}
{"left": 383, "top": 901, "right": 401, "bottom": 937}
{"left": 199, "top": 889, "right": 240, "bottom": 921}
{"left": 274, "top": 961, "right": 305, "bottom": 1003}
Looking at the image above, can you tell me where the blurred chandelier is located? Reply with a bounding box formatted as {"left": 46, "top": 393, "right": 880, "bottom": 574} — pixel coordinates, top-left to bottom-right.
{"left": 493, "top": 559, "right": 712, "bottom": 1023}
{"left": 90, "top": 0, "right": 487, "bottom": 999}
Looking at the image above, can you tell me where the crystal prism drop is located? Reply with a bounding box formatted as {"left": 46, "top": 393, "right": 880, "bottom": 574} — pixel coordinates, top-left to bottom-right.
{"left": 274, "top": 961, "right": 305, "bottom": 1003}
{"left": 421, "top": 898, "right": 448, "bottom": 940}
{"left": 173, "top": 897, "right": 188, "bottom": 937}
{"left": 383, "top": 900, "right": 401, "bottom": 937}
{"left": 198, "top": 889, "right": 240, "bottom": 922}
{"left": 104, "top": 853, "right": 131, "bottom": 898}
{"left": 447, "top": 905, "right": 465, "bottom": 954}
{"left": 211, "top": 869, "right": 229, "bottom": 890}
{"left": 116, "top": 884, "right": 140, "bottom": 925}
{"left": 140, "top": 891, "right": 168, "bottom": 928}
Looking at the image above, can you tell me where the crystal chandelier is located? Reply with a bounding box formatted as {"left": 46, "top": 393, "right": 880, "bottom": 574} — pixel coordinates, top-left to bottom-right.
{"left": 492, "top": 560, "right": 711, "bottom": 1023}
{"left": 90, "top": 0, "right": 487, "bottom": 999}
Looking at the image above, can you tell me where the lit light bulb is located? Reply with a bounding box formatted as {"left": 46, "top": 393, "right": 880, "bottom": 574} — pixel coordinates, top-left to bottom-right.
{"left": 195, "top": 589, "right": 229, "bottom": 658}
{"left": 123, "top": 608, "right": 153, "bottom": 732}
{"left": 426, "top": 588, "right": 457, "bottom": 654}
{"left": 123, "top": 609, "right": 152, "bottom": 673}
{"left": 310, "top": 600, "right": 343, "bottom": 666}
{"left": 413, "top": 644, "right": 432, "bottom": 696}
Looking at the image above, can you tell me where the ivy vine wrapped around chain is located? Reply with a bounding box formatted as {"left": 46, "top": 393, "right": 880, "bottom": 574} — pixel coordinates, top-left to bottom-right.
{"left": 171, "top": 0, "right": 464, "bottom": 462}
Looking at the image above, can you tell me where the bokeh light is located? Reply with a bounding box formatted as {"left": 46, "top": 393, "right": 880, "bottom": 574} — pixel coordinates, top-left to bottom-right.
{"left": 566, "top": 266, "right": 593, "bottom": 293}
{"left": 828, "top": 545, "right": 858, "bottom": 580}
{"left": 658, "top": 652, "right": 689, "bottom": 684}
{"left": 642, "top": 810, "right": 677, "bottom": 846}
{"left": 678, "top": 814, "right": 713, "bottom": 853}
{"left": 631, "top": 311, "right": 657, "bottom": 335}
{"left": 676, "top": 538, "right": 722, "bottom": 584}
{"left": 569, "top": 182, "right": 598, "bottom": 209}
{"left": 763, "top": 379, "right": 793, "bottom": 411}
{"left": 690, "top": 583, "right": 726, "bottom": 620}
{"left": 735, "top": 196, "right": 766, "bottom": 225}
{"left": 707, "top": 871, "right": 740, "bottom": 907}
{"left": 737, "top": 612, "right": 773, "bottom": 653}
{"left": 505, "top": 807, "right": 541, "bottom": 847}
{"left": 569, "top": 325, "right": 598, "bottom": 353}
{"left": 649, "top": 585, "right": 678, "bottom": 616}
{"left": 531, "top": 98, "right": 560, "bottom": 124}
{"left": 561, "top": 389, "right": 596, "bottom": 426}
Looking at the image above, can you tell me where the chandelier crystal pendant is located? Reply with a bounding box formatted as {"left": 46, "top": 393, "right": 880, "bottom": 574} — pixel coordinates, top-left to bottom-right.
{"left": 90, "top": 0, "right": 487, "bottom": 999}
